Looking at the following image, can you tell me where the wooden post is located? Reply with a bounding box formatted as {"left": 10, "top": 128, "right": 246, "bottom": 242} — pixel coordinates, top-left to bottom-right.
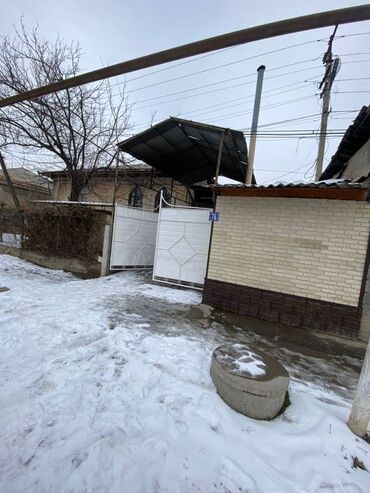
{"left": 0, "top": 151, "right": 22, "bottom": 214}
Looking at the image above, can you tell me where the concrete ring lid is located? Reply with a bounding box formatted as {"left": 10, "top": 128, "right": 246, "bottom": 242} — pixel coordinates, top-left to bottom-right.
{"left": 211, "top": 343, "right": 290, "bottom": 420}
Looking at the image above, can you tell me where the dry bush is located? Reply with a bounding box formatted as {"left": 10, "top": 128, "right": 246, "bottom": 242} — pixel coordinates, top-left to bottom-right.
{"left": 23, "top": 204, "right": 106, "bottom": 260}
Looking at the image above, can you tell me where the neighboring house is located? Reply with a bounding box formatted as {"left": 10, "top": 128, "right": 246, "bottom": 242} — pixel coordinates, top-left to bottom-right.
{"left": 0, "top": 167, "right": 51, "bottom": 210}
{"left": 42, "top": 165, "right": 200, "bottom": 210}
{"left": 0, "top": 167, "right": 52, "bottom": 244}
{"left": 320, "top": 105, "right": 370, "bottom": 183}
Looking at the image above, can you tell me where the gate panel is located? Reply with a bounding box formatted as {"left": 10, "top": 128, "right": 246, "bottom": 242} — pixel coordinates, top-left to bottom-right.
{"left": 153, "top": 206, "right": 212, "bottom": 287}
{"left": 110, "top": 205, "right": 158, "bottom": 270}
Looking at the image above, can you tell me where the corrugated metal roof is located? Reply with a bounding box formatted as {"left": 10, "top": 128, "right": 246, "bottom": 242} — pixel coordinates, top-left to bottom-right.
{"left": 118, "top": 117, "right": 249, "bottom": 185}
{"left": 215, "top": 179, "right": 369, "bottom": 190}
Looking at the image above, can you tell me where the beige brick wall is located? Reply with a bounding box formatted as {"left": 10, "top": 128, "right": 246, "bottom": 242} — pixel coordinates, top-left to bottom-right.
{"left": 208, "top": 196, "right": 370, "bottom": 307}
{"left": 52, "top": 175, "right": 191, "bottom": 209}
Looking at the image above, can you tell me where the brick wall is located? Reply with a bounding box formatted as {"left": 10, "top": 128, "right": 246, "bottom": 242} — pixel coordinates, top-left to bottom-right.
{"left": 208, "top": 197, "right": 370, "bottom": 306}
{"left": 204, "top": 196, "right": 370, "bottom": 337}
{"left": 203, "top": 278, "right": 362, "bottom": 337}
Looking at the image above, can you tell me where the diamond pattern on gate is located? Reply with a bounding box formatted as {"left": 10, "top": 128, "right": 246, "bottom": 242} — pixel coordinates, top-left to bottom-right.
{"left": 130, "top": 221, "right": 154, "bottom": 263}
{"left": 168, "top": 236, "right": 196, "bottom": 267}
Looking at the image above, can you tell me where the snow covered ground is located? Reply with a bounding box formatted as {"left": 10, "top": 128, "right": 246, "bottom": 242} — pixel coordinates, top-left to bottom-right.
{"left": 0, "top": 254, "right": 369, "bottom": 493}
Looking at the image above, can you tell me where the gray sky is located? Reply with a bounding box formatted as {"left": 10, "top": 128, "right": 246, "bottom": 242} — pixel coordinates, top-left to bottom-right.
{"left": 1, "top": 0, "right": 370, "bottom": 183}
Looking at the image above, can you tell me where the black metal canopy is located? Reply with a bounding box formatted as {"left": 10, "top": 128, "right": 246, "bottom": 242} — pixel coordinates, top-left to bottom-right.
{"left": 118, "top": 117, "right": 248, "bottom": 185}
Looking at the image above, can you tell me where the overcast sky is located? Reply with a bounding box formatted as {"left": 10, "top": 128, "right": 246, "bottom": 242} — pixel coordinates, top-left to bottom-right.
{"left": 1, "top": 0, "right": 370, "bottom": 183}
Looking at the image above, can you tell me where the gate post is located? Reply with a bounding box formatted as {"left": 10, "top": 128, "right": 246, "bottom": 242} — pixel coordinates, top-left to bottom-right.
{"left": 100, "top": 223, "right": 112, "bottom": 277}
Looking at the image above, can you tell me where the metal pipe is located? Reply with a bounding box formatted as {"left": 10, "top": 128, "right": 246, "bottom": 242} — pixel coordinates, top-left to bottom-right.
{"left": 0, "top": 5, "right": 369, "bottom": 108}
{"left": 245, "top": 65, "right": 265, "bottom": 185}
{"left": 215, "top": 130, "right": 226, "bottom": 186}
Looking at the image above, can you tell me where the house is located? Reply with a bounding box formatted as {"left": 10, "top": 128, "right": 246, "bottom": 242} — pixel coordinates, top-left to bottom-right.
{"left": 0, "top": 167, "right": 51, "bottom": 242}
{"left": 0, "top": 167, "right": 51, "bottom": 210}
{"left": 42, "top": 117, "right": 250, "bottom": 210}
{"left": 202, "top": 182, "right": 370, "bottom": 341}
{"left": 42, "top": 165, "right": 196, "bottom": 210}
{"left": 320, "top": 105, "right": 370, "bottom": 183}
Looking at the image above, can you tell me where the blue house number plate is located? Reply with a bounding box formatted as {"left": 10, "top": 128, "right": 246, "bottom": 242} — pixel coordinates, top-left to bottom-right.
{"left": 209, "top": 211, "right": 220, "bottom": 222}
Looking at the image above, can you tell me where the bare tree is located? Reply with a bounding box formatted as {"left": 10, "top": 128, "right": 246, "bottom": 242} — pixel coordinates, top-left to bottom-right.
{"left": 0, "top": 21, "right": 131, "bottom": 200}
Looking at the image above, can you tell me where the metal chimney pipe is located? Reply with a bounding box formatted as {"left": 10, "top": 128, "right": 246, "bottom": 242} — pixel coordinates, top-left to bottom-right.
{"left": 245, "top": 65, "right": 266, "bottom": 184}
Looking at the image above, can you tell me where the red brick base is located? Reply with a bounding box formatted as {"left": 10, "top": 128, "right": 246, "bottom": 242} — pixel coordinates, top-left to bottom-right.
{"left": 203, "top": 278, "right": 361, "bottom": 337}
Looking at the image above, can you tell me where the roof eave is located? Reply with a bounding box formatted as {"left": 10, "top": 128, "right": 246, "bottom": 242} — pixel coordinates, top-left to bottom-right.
{"left": 214, "top": 186, "right": 369, "bottom": 201}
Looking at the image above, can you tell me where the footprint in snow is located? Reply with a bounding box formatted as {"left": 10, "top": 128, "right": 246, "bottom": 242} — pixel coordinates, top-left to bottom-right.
{"left": 71, "top": 450, "right": 88, "bottom": 469}
{"left": 219, "top": 457, "right": 260, "bottom": 492}
{"left": 175, "top": 419, "right": 188, "bottom": 435}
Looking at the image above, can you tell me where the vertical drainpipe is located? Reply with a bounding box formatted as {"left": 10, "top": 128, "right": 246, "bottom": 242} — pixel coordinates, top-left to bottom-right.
{"left": 205, "top": 130, "right": 226, "bottom": 284}
{"left": 245, "top": 65, "right": 266, "bottom": 185}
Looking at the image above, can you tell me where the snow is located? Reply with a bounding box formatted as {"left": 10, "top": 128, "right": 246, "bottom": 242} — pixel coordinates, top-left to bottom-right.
{"left": 0, "top": 254, "right": 369, "bottom": 492}
{"left": 214, "top": 344, "right": 266, "bottom": 377}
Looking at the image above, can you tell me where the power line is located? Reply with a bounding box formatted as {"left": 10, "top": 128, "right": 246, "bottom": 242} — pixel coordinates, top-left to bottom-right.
{"left": 338, "top": 51, "right": 370, "bottom": 56}
{"left": 331, "top": 90, "right": 370, "bottom": 93}
{"left": 184, "top": 94, "right": 315, "bottom": 121}
{"left": 127, "top": 57, "right": 368, "bottom": 113}
{"left": 111, "top": 47, "right": 235, "bottom": 87}
{"left": 123, "top": 55, "right": 322, "bottom": 95}
{"left": 162, "top": 79, "right": 317, "bottom": 118}
{"left": 98, "top": 57, "right": 368, "bottom": 121}
{"left": 335, "top": 77, "right": 370, "bottom": 81}
{"left": 240, "top": 110, "right": 358, "bottom": 131}
{"left": 128, "top": 65, "right": 322, "bottom": 105}
{"left": 131, "top": 82, "right": 318, "bottom": 129}
{"left": 108, "top": 52, "right": 369, "bottom": 108}
{"left": 259, "top": 161, "right": 318, "bottom": 184}
{"left": 110, "top": 32, "right": 370, "bottom": 90}
{"left": 130, "top": 69, "right": 322, "bottom": 118}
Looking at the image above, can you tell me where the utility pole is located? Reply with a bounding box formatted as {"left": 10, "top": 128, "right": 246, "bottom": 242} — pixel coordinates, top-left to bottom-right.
{"left": 348, "top": 337, "right": 370, "bottom": 437}
{"left": 315, "top": 25, "right": 339, "bottom": 180}
{"left": 246, "top": 65, "right": 265, "bottom": 185}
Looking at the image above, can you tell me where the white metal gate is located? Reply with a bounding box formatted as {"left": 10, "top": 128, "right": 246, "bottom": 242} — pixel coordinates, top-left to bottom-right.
{"left": 110, "top": 205, "right": 158, "bottom": 270}
{"left": 153, "top": 203, "right": 212, "bottom": 288}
